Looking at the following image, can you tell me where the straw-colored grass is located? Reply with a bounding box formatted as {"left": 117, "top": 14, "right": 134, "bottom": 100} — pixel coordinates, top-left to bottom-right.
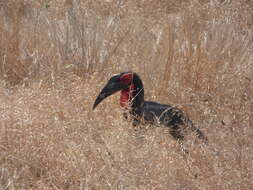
{"left": 0, "top": 0, "right": 252, "bottom": 189}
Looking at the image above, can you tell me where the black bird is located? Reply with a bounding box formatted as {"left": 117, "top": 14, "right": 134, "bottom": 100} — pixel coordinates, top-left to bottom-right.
{"left": 93, "top": 72, "right": 207, "bottom": 142}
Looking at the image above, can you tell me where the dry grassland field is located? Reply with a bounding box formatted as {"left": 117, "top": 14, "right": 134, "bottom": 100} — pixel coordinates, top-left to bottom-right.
{"left": 0, "top": 0, "right": 253, "bottom": 189}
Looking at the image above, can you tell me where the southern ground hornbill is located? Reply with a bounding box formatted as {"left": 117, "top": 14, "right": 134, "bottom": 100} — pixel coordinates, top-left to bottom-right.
{"left": 93, "top": 72, "right": 207, "bottom": 142}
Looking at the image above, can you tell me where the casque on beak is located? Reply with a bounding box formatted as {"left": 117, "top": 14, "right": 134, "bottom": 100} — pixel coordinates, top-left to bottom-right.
{"left": 93, "top": 76, "right": 128, "bottom": 110}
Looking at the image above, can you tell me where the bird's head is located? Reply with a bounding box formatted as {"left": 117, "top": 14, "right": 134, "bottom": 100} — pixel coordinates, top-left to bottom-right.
{"left": 93, "top": 72, "right": 138, "bottom": 110}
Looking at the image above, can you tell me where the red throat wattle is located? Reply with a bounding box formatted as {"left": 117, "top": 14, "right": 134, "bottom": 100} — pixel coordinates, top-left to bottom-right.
{"left": 119, "top": 73, "right": 136, "bottom": 108}
{"left": 120, "top": 84, "right": 136, "bottom": 108}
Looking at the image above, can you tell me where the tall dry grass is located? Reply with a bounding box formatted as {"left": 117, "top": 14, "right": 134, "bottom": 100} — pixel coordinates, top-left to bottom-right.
{"left": 0, "top": 0, "right": 252, "bottom": 189}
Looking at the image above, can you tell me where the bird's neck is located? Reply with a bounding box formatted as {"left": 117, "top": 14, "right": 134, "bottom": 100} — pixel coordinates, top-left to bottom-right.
{"left": 120, "top": 83, "right": 144, "bottom": 112}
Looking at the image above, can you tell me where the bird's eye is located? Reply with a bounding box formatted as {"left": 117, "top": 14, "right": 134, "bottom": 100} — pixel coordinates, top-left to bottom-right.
{"left": 120, "top": 73, "right": 133, "bottom": 85}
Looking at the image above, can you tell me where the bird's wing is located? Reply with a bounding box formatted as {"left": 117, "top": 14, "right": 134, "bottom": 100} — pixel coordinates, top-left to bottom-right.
{"left": 143, "top": 101, "right": 184, "bottom": 126}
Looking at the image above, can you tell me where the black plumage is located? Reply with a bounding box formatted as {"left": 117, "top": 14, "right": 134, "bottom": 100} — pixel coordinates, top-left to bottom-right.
{"left": 93, "top": 72, "right": 207, "bottom": 142}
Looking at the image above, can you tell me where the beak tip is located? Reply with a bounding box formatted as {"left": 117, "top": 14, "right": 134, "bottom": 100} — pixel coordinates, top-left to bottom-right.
{"left": 92, "top": 103, "right": 97, "bottom": 110}
{"left": 92, "top": 99, "right": 100, "bottom": 110}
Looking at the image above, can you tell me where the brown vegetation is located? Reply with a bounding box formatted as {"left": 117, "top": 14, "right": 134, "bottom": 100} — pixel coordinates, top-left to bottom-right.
{"left": 0, "top": 0, "right": 252, "bottom": 189}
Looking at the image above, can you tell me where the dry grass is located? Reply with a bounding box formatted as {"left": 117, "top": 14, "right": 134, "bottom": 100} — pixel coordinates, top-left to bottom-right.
{"left": 0, "top": 0, "right": 252, "bottom": 189}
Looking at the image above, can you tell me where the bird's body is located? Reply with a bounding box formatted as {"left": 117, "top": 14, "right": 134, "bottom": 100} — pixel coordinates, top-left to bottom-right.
{"left": 93, "top": 72, "right": 207, "bottom": 142}
{"left": 142, "top": 101, "right": 183, "bottom": 125}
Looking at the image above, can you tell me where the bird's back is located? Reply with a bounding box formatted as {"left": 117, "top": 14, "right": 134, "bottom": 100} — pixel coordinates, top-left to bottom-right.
{"left": 142, "top": 101, "right": 207, "bottom": 142}
{"left": 142, "top": 101, "right": 185, "bottom": 127}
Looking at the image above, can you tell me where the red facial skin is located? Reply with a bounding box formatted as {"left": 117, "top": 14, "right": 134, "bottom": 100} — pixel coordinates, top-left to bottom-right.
{"left": 119, "top": 73, "right": 136, "bottom": 108}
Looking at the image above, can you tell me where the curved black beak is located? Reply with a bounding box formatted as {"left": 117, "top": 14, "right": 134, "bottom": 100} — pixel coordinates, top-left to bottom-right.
{"left": 93, "top": 78, "right": 128, "bottom": 110}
